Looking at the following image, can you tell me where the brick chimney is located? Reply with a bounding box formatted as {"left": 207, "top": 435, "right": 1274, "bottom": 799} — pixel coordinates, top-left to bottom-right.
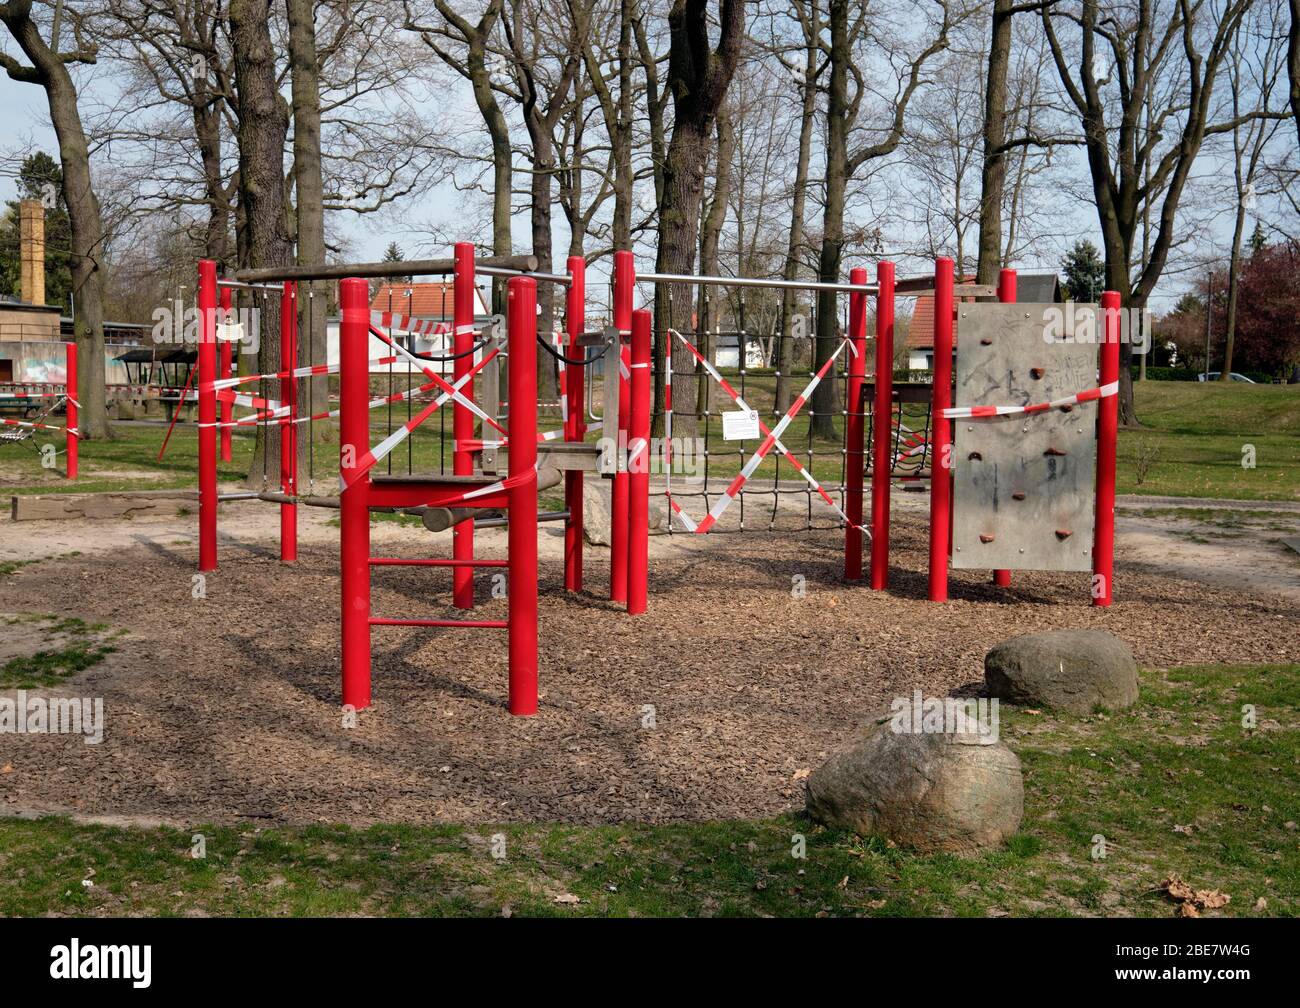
{"left": 19, "top": 199, "right": 45, "bottom": 306}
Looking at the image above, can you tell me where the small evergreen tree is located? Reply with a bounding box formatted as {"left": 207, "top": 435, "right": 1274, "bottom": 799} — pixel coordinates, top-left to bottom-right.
{"left": 1061, "top": 240, "right": 1106, "bottom": 303}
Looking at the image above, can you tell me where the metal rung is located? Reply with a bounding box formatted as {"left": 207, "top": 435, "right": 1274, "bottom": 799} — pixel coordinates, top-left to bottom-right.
{"left": 369, "top": 617, "right": 508, "bottom": 629}
{"left": 368, "top": 557, "right": 509, "bottom": 568}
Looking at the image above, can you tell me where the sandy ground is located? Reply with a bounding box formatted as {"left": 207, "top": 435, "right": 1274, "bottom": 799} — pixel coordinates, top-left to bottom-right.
{"left": 0, "top": 489, "right": 1296, "bottom": 827}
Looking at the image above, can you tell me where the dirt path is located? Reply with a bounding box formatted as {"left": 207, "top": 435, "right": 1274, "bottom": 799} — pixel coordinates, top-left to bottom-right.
{"left": 0, "top": 493, "right": 1296, "bottom": 827}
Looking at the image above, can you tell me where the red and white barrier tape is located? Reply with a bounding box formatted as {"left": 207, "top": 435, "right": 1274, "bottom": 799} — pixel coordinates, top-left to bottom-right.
{"left": 202, "top": 347, "right": 500, "bottom": 431}
{"left": 1, "top": 417, "right": 77, "bottom": 435}
{"left": 207, "top": 355, "right": 400, "bottom": 393}
{"left": 453, "top": 427, "right": 566, "bottom": 453}
{"left": 664, "top": 329, "right": 863, "bottom": 535}
{"left": 338, "top": 347, "right": 502, "bottom": 489}
{"left": 369, "top": 311, "right": 478, "bottom": 339}
{"left": 942, "top": 381, "right": 1118, "bottom": 419}
{"left": 369, "top": 324, "right": 507, "bottom": 438}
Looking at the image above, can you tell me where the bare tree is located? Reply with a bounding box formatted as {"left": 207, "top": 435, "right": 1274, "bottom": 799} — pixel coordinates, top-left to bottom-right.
{"left": 772, "top": 0, "right": 823, "bottom": 413}
{"left": 1217, "top": 0, "right": 1291, "bottom": 378}
{"left": 1040, "top": 0, "right": 1289, "bottom": 425}
{"left": 405, "top": 0, "right": 511, "bottom": 312}
{"left": 655, "top": 0, "right": 746, "bottom": 439}
{"left": 503, "top": 0, "right": 580, "bottom": 398}
{"left": 811, "top": 0, "right": 956, "bottom": 438}
{"left": 229, "top": 0, "right": 292, "bottom": 481}
{"left": 695, "top": 105, "right": 735, "bottom": 414}
{"left": 1, "top": 0, "right": 112, "bottom": 437}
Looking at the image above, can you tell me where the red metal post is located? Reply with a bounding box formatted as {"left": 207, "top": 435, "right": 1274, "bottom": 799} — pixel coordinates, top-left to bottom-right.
{"left": 610, "top": 249, "right": 634, "bottom": 603}
{"left": 869, "top": 262, "right": 895, "bottom": 589}
{"left": 843, "top": 268, "right": 869, "bottom": 580}
{"left": 992, "top": 268, "right": 1016, "bottom": 589}
{"left": 64, "top": 341, "right": 77, "bottom": 480}
{"left": 198, "top": 260, "right": 218, "bottom": 572}
{"left": 627, "top": 308, "right": 651, "bottom": 615}
{"left": 453, "top": 242, "right": 477, "bottom": 608}
{"left": 279, "top": 281, "right": 298, "bottom": 563}
{"left": 928, "top": 258, "right": 955, "bottom": 602}
{"left": 1094, "top": 290, "right": 1121, "bottom": 607}
{"left": 339, "top": 276, "right": 372, "bottom": 710}
{"left": 564, "top": 254, "right": 586, "bottom": 593}
{"left": 219, "top": 284, "right": 232, "bottom": 463}
{"left": 507, "top": 275, "right": 539, "bottom": 715}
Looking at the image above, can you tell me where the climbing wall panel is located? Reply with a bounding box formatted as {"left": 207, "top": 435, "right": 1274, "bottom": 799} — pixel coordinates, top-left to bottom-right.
{"left": 951, "top": 303, "right": 1099, "bottom": 572}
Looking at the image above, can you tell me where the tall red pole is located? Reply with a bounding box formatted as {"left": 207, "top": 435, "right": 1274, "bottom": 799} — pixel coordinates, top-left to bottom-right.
{"left": 197, "top": 259, "right": 218, "bottom": 572}
{"left": 219, "top": 284, "right": 232, "bottom": 462}
{"left": 64, "top": 341, "right": 77, "bottom": 480}
{"left": 610, "top": 249, "right": 634, "bottom": 603}
{"left": 843, "top": 268, "right": 869, "bottom": 580}
{"left": 869, "top": 262, "right": 895, "bottom": 589}
{"left": 339, "top": 276, "right": 372, "bottom": 710}
{"left": 928, "top": 257, "right": 955, "bottom": 602}
{"left": 452, "top": 242, "right": 477, "bottom": 608}
{"left": 507, "top": 275, "right": 539, "bottom": 715}
{"left": 992, "top": 268, "right": 1016, "bottom": 589}
{"left": 627, "top": 308, "right": 651, "bottom": 615}
{"left": 1094, "top": 290, "right": 1121, "bottom": 607}
{"left": 564, "top": 254, "right": 586, "bottom": 593}
{"left": 279, "top": 281, "right": 298, "bottom": 563}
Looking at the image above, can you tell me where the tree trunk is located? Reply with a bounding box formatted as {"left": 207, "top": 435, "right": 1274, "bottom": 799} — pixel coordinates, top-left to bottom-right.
{"left": 1290, "top": 0, "right": 1300, "bottom": 149}
{"left": 975, "top": 0, "right": 1012, "bottom": 286}
{"left": 286, "top": 0, "right": 329, "bottom": 448}
{"left": 776, "top": 0, "right": 819, "bottom": 414}
{"left": 230, "top": 0, "right": 293, "bottom": 483}
{"left": 0, "top": 1, "right": 111, "bottom": 439}
{"left": 635, "top": 6, "right": 671, "bottom": 431}
{"left": 194, "top": 98, "right": 231, "bottom": 267}
{"left": 812, "top": 0, "right": 851, "bottom": 440}
{"left": 655, "top": 0, "right": 745, "bottom": 441}
{"left": 695, "top": 108, "right": 734, "bottom": 416}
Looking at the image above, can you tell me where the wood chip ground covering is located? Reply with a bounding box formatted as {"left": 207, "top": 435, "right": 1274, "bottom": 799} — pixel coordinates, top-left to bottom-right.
{"left": 0, "top": 520, "right": 1295, "bottom": 826}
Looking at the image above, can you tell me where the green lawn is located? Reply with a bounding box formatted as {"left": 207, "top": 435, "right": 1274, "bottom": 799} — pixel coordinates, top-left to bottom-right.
{"left": 2, "top": 378, "right": 1296, "bottom": 500}
{"left": 2, "top": 662, "right": 1294, "bottom": 917}
{"left": 1118, "top": 382, "right": 1300, "bottom": 500}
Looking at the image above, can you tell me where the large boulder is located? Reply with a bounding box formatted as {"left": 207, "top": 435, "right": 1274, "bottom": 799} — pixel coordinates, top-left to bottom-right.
{"left": 984, "top": 629, "right": 1138, "bottom": 714}
{"left": 805, "top": 715, "right": 1023, "bottom": 854}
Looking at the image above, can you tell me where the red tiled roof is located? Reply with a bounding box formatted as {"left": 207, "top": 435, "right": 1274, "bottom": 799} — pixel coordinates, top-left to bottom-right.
{"left": 906, "top": 274, "right": 977, "bottom": 350}
{"left": 370, "top": 281, "right": 488, "bottom": 318}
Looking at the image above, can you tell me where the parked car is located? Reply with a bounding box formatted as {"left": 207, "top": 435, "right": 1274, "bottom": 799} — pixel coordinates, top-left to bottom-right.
{"left": 1197, "top": 372, "right": 1256, "bottom": 383}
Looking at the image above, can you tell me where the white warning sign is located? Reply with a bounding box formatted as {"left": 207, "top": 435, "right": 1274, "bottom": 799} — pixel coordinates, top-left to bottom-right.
{"left": 721, "top": 409, "right": 760, "bottom": 441}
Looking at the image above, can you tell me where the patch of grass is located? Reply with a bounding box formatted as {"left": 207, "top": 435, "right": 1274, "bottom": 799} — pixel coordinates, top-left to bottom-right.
{"left": 0, "top": 663, "right": 1294, "bottom": 917}
{"left": 0, "top": 615, "right": 119, "bottom": 688}
{"left": 0, "top": 642, "right": 117, "bottom": 689}
{"left": 0, "top": 559, "right": 35, "bottom": 579}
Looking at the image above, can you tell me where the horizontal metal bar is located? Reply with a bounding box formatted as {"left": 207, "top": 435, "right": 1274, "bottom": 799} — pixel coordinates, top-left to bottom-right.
{"left": 637, "top": 271, "right": 877, "bottom": 295}
{"left": 217, "top": 279, "right": 286, "bottom": 293}
{"left": 233, "top": 253, "right": 540, "bottom": 284}
{"left": 217, "top": 491, "right": 262, "bottom": 501}
{"left": 369, "top": 617, "right": 509, "bottom": 629}
{"left": 474, "top": 509, "right": 569, "bottom": 530}
{"left": 476, "top": 265, "right": 572, "bottom": 285}
{"left": 368, "top": 557, "right": 509, "bottom": 568}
